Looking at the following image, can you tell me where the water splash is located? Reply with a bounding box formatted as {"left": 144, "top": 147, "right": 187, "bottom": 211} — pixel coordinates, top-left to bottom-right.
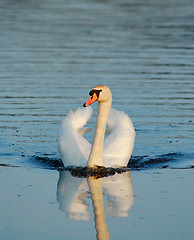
{"left": 29, "top": 152, "right": 194, "bottom": 176}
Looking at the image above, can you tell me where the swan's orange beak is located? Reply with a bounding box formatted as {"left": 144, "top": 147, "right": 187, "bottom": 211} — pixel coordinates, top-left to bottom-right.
{"left": 83, "top": 93, "right": 98, "bottom": 107}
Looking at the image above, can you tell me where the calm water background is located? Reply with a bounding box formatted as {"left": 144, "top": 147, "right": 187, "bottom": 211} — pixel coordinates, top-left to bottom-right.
{"left": 0, "top": 0, "right": 194, "bottom": 239}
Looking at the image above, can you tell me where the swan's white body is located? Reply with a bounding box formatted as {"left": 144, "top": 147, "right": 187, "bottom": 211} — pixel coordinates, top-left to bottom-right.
{"left": 58, "top": 85, "right": 135, "bottom": 167}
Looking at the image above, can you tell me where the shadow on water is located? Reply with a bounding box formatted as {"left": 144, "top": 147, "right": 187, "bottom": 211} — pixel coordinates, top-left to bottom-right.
{"left": 29, "top": 152, "right": 194, "bottom": 174}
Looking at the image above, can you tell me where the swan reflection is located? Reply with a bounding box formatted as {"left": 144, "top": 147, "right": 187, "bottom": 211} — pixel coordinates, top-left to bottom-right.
{"left": 88, "top": 177, "right": 109, "bottom": 240}
{"left": 57, "top": 171, "right": 134, "bottom": 239}
{"left": 57, "top": 171, "right": 134, "bottom": 222}
{"left": 103, "top": 172, "right": 134, "bottom": 218}
{"left": 57, "top": 171, "right": 90, "bottom": 220}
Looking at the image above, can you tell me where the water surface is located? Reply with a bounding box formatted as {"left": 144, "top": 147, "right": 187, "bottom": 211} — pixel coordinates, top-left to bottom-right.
{"left": 0, "top": 0, "right": 194, "bottom": 239}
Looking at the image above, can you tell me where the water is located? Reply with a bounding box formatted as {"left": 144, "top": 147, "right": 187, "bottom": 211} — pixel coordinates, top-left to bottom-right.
{"left": 0, "top": 0, "right": 194, "bottom": 239}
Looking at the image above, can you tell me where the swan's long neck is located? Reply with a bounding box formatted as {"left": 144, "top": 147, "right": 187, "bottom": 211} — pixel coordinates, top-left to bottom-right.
{"left": 87, "top": 99, "right": 112, "bottom": 167}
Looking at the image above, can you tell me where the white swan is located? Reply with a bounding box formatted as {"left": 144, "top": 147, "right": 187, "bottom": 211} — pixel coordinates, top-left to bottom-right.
{"left": 58, "top": 85, "right": 135, "bottom": 167}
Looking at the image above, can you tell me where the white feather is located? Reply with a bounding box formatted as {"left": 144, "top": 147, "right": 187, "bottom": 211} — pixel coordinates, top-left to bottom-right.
{"left": 103, "top": 108, "right": 136, "bottom": 167}
{"left": 58, "top": 107, "right": 92, "bottom": 166}
{"left": 58, "top": 106, "right": 135, "bottom": 167}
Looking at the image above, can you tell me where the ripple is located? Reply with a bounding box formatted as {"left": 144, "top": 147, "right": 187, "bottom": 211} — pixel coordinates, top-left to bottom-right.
{"left": 28, "top": 152, "right": 194, "bottom": 175}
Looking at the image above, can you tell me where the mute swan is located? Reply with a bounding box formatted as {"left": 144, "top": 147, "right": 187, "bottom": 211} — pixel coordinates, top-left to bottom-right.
{"left": 58, "top": 85, "right": 135, "bottom": 168}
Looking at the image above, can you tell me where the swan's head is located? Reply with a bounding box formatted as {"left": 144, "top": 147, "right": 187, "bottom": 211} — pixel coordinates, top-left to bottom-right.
{"left": 83, "top": 85, "right": 112, "bottom": 107}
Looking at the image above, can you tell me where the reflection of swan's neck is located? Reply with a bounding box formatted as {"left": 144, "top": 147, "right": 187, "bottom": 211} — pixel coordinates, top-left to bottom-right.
{"left": 88, "top": 177, "right": 109, "bottom": 240}
{"left": 87, "top": 99, "right": 112, "bottom": 167}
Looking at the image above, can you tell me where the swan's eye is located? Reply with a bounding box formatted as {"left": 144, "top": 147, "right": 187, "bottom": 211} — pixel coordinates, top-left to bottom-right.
{"left": 89, "top": 89, "right": 102, "bottom": 99}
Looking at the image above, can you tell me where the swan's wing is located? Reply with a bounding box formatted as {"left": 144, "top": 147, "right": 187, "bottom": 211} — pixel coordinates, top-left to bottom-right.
{"left": 58, "top": 107, "right": 92, "bottom": 166}
{"left": 103, "top": 108, "right": 136, "bottom": 167}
